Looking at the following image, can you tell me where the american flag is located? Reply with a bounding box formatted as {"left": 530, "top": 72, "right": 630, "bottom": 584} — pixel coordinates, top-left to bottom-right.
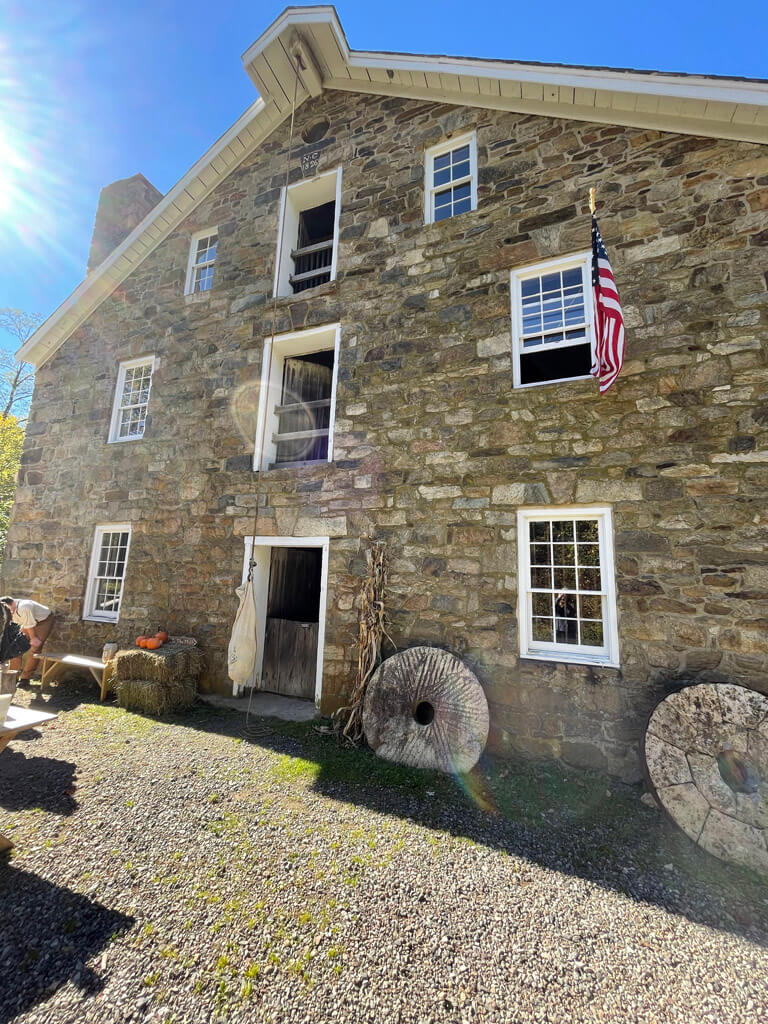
{"left": 591, "top": 215, "right": 625, "bottom": 394}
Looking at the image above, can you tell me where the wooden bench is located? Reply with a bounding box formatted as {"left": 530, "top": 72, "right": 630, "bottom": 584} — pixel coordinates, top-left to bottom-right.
{"left": 40, "top": 651, "right": 111, "bottom": 701}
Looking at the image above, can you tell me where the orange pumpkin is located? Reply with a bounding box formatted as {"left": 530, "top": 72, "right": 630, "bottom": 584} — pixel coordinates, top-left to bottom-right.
{"left": 136, "top": 636, "right": 147, "bottom": 647}
{"left": 145, "top": 637, "right": 162, "bottom": 650}
{"left": 156, "top": 630, "right": 168, "bottom": 643}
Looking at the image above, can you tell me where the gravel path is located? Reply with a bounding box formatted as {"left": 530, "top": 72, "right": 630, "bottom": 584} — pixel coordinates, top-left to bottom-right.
{"left": 1, "top": 681, "right": 767, "bottom": 1024}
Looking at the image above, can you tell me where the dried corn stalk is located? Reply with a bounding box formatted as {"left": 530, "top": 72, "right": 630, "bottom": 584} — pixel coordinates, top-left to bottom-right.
{"left": 334, "top": 542, "right": 391, "bottom": 745}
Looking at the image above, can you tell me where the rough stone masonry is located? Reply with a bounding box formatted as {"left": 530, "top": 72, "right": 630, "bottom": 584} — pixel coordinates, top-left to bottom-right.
{"left": 4, "top": 89, "right": 767, "bottom": 781}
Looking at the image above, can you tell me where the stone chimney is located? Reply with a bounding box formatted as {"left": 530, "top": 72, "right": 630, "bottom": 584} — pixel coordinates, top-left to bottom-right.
{"left": 87, "top": 173, "right": 163, "bottom": 272}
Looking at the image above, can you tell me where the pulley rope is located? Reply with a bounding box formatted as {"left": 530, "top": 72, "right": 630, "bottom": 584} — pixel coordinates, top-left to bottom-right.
{"left": 243, "top": 57, "right": 302, "bottom": 737}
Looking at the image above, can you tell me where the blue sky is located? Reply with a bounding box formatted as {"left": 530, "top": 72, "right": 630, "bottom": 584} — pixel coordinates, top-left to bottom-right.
{"left": 1, "top": 0, "right": 767, "bottom": 352}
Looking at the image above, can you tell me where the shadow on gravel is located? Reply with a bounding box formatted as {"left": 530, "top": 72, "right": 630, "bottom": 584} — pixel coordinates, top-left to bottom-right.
{"left": 22, "top": 680, "right": 768, "bottom": 951}
{"left": 0, "top": 864, "right": 133, "bottom": 1022}
{"left": 0, "top": 747, "right": 78, "bottom": 816}
{"left": 185, "top": 699, "right": 768, "bottom": 950}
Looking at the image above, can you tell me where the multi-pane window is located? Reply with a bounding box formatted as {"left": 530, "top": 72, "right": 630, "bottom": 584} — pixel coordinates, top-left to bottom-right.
{"left": 109, "top": 357, "right": 155, "bottom": 443}
{"left": 84, "top": 525, "right": 132, "bottom": 622}
{"left": 185, "top": 229, "right": 218, "bottom": 294}
{"left": 510, "top": 255, "right": 594, "bottom": 387}
{"left": 425, "top": 132, "right": 477, "bottom": 224}
{"left": 517, "top": 508, "right": 618, "bottom": 667}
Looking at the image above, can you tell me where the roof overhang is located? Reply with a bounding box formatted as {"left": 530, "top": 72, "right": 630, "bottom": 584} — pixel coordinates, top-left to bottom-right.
{"left": 20, "top": 4, "right": 768, "bottom": 369}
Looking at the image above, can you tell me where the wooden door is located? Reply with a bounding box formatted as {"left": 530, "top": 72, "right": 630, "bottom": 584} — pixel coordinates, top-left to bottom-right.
{"left": 261, "top": 547, "right": 321, "bottom": 700}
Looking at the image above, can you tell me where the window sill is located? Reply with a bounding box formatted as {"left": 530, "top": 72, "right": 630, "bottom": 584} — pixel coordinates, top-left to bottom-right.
{"left": 83, "top": 614, "right": 119, "bottom": 624}
{"left": 272, "top": 279, "right": 338, "bottom": 305}
{"left": 256, "top": 458, "right": 332, "bottom": 474}
{"left": 425, "top": 206, "right": 478, "bottom": 228}
{"left": 184, "top": 290, "right": 213, "bottom": 305}
{"left": 520, "top": 651, "right": 619, "bottom": 670}
{"left": 514, "top": 373, "right": 593, "bottom": 390}
{"left": 107, "top": 435, "right": 144, "bottom": 445}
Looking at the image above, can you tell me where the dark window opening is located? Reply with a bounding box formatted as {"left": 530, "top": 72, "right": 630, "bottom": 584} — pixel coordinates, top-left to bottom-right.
{"left": 290, "top": 201, "right": 335, "bottom": 294}
{"left": 273, "top": 350, "right": 334, "bottom": 466}
{"left": 267, "top": 547, "right": 322, "bottom": 622}
{"left": 520, "top": 341, "right": 592, "bottom": 386}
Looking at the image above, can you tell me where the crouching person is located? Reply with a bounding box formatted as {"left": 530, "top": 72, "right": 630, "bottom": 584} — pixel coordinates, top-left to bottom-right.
{"left": 1, "top": 596, "right": 55, "bottom": 683}
{"left": 0, "top": 602, "right": 31, "bottom": 669}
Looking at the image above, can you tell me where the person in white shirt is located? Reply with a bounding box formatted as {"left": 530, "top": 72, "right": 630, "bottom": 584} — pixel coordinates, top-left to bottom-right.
{"left": 0, "top": 596, "right": 55, "bottom": 683}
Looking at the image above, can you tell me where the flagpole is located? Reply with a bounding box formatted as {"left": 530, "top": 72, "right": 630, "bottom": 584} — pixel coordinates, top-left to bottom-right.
{"left": 589, "top": 187, "right": 596, "bottom": 215}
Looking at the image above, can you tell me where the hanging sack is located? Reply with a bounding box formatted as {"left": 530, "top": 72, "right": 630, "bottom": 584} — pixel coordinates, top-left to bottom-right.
{"left": 228, "top": 578, "right": 258, "bottom": 694}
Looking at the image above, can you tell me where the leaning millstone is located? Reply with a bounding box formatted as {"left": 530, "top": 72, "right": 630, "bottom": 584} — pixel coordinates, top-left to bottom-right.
{"left": 644, "top": 683, "right": 768, "bottom": 875}
{"left": 644, "top": 696, "right": 700, "bottom": 751}
{"left": 644, "top": 733, "right": 692, "bottom": 787}
{"left": 715, "top": 684, "right": 766, "bottom": 730}
{"left": 655, "top": 783, "right": 711, "bottom": 842}
{"left": 362, "top": 646, "right": 489, "bottom": 775}
{"left": 687, "top": 752, "right": 734, "bottom": 812}
{"left": 698, "top": 808, "right": 768, "bottom": 876}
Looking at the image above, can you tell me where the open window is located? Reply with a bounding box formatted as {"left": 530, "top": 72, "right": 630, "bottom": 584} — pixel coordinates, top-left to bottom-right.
{"left": 274, "top": 168, "right": 341, "bottom": 297}
{"left": 254, "top": 323, "right": 340, "bottom": 472}
{"left": 510, "top": 253, "right": 594, "bottom": 388}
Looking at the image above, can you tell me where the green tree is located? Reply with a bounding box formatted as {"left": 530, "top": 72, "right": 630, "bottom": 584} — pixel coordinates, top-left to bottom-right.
{"left": 0, "top": 414, "right": 24, "bottom": 564}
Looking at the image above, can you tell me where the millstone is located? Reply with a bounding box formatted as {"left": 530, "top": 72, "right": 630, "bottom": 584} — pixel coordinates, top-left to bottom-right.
{"left": 362, "top": 646, "right": 489, "bottom": 774}
{"left": 643, "top": 683, "right": 768, "bottom": 876}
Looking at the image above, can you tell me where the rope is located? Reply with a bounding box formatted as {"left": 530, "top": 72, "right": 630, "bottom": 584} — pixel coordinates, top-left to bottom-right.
{"left": 243, "top": 58, "right": 302, "bottom": 738}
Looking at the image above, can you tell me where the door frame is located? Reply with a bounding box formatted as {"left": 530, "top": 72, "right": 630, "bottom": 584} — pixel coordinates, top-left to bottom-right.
{"left": 242, "top": 535, "right": 330, "bottom": 706}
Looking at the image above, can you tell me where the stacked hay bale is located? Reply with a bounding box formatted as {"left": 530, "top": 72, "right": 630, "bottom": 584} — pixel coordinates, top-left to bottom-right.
{"left": 114, "top": 641, "right": 203, "bottom": 715}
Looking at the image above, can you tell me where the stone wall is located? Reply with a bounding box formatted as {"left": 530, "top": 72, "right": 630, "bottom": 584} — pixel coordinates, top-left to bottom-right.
{"left": 5, "top": 90, "right": 767, "bottom": 781}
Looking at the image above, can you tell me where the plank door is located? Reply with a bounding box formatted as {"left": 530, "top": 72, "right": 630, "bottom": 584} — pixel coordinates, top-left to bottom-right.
{"left": 260, "top": 547, "right": 321, "bottom": 699}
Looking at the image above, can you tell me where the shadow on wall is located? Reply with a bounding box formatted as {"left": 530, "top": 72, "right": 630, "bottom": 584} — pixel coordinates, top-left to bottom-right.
{"left": 23, "top": 676, "right": 768, "bottom": 949}
{"left": 0, "top": 865, "right": 134, "bottom": 1020}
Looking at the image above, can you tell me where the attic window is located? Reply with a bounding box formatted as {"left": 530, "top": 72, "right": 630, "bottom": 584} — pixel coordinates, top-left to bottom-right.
{"left": 274, "top": 168, "right": 341, "bottom": 298}
{"left": 510, "top": 254, "right": 594, "bottom": 388}
{"left": 185, "top": 228, "right": 218, "bottom": 294}
{"left": 425, "top": 132, "right": 478, "bottom": 224}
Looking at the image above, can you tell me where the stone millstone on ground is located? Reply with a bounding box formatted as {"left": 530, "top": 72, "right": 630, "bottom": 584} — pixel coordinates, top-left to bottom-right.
{"left": 362, "top": 646, "right": 489, "bottom": 774}
{"left": 644, "top": 682, "right": 768, "bottom": 875}
{"left": 114, "top": 642, "right": 202, "bottom": 715}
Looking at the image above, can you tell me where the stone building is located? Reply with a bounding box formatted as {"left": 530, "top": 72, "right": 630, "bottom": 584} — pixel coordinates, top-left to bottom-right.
{"left": 7, "top": 7, "right": 768, "bottom": 780}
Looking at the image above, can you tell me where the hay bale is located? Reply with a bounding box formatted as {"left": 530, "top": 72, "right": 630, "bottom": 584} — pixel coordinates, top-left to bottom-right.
{"left": 116, "top": 675, "right": 197, "bottom": 716}
{"left": 114, "top": 642, "right": 203, "bottom": 684}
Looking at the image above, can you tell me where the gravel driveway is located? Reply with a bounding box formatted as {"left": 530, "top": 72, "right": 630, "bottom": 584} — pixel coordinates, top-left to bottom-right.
{"left": 1, "top": 680, "right": 767, "bottom": 1024}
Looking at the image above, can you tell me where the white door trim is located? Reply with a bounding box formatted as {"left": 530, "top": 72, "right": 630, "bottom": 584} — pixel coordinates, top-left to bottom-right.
{"left": 242, "top": 535, "right": 330, "bottom": 707}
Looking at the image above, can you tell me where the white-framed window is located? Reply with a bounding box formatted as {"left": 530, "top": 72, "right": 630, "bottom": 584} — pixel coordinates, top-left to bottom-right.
{"left": 517, "top": 507, "right": 619, "bottom": 668}
{"left": 424, "top": 131, "right": 478, "bottom": 224}
{"left": 510, "top": 253, "right": 594, "bottom": 388}
{"left": 274, "top": 168, "right": 342, "bottom": 297}
{"left": 185, "top": 228, "right": 218, "bottom": 294}
{"left": 84, "top": 524, "right": 132, "bottom": 622}
{"left": 254, "top": 323, "right": 341, "bottom": 472}
{"left": 108, "top": 356, "right": 155, "bottom": 443}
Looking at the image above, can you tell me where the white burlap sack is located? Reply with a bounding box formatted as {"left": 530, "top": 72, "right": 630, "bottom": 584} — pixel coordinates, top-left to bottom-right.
{"left": 227, "top": 579, "right": 258, "bottom": 694}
